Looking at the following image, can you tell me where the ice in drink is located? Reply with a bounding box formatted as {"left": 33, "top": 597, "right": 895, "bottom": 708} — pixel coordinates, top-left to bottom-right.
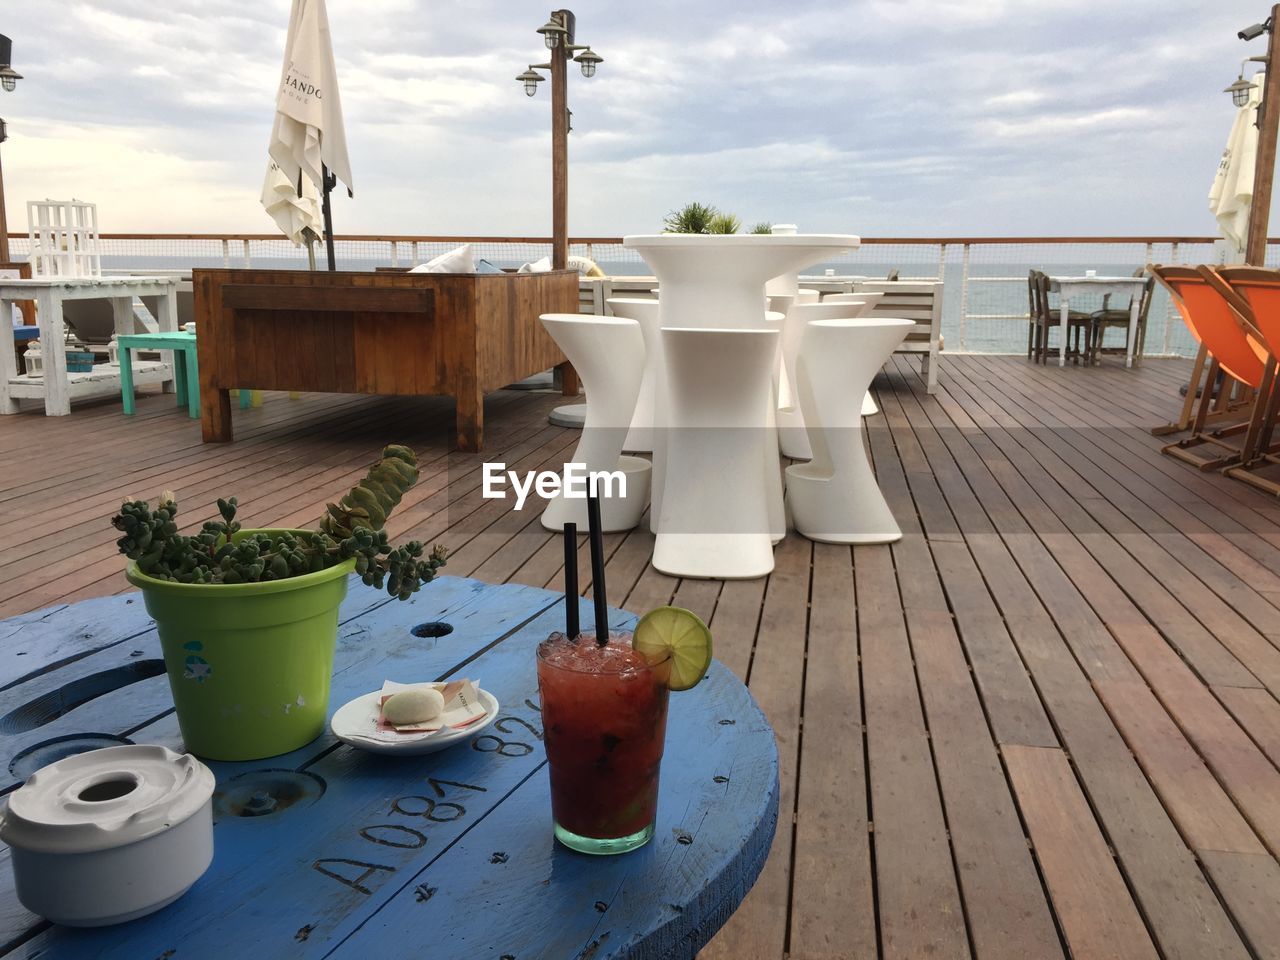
{"left": 536, "top": 632, "right": 672, "bottom": 855}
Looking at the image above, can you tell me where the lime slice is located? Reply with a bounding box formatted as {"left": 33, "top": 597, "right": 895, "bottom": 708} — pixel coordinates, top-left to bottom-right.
{"left": 633, "top": 606, "right": 713, "bottom": 691}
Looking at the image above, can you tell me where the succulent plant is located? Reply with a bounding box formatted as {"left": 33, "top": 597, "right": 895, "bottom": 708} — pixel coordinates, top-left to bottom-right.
{"left": 112, "top": 445, "right": 448, "bottom": 600}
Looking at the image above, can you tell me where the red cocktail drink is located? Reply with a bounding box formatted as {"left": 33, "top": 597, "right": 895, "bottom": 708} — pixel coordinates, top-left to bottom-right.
{"left": 536, "top": 633, "right": 671, "bottom": 854}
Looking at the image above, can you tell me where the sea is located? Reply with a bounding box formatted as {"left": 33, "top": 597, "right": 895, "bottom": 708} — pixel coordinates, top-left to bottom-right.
{"left": 85, "top": 252, "right": 1200, "bottom": 359}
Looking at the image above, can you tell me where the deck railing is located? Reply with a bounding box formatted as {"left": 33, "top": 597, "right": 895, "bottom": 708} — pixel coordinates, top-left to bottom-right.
{"left": 9, "top": 232, "right": 1270, "bottom": 357}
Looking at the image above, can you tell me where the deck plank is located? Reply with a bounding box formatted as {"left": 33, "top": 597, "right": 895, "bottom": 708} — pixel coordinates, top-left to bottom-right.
{"left": 788, "top": 543, "right": 877, "bottom": 960}
{"left": 855, "top": 543, "right": 970, "bottom": 960}
{"left": 699, "top": 534, "right": 811, "bottom": 960}
{"left": 1003, "top": 745, "right": 1160, "bottom": 960}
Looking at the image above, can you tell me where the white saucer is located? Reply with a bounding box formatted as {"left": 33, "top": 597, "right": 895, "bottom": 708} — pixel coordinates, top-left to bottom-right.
{"left": 330, "top": 687, "right": 500, "bottom": 756}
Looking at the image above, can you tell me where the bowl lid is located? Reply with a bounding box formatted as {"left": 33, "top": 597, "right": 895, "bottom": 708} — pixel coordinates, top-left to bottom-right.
{"left": 0, "top": 745, "right": 215, "bottom": 853}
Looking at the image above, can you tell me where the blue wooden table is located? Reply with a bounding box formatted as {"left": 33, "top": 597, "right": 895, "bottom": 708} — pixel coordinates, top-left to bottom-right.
{"left": 0, "top": 577, "right": 779, "bottom": 959}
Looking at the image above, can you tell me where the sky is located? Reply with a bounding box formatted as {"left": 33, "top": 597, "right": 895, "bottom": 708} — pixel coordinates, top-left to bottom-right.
{"left": 0, "top": 1, "right": 1268, "bottom": 238}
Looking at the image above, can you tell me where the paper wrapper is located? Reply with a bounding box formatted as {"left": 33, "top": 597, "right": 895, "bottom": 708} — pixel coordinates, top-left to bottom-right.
{"left": 373, "top": 679, "right": 487, "bottom": 738}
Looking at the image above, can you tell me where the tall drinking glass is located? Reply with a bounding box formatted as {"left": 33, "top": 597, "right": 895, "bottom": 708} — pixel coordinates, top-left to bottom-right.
{"left": 536, "top": 632, "right": 672, "bottom": 854}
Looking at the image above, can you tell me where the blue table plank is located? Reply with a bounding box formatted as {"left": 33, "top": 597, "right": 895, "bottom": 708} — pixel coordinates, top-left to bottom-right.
{"left": 0, "top": 577, "right": 778, "bottom": 959}
{"left": 0, "top": 595, "right": 156, "bottom": 691}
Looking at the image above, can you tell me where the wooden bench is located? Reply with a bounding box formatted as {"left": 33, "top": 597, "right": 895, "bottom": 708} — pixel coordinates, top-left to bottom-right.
{"left": 852, "top": 280, "right": 943, "bottom": 393}
{"left": 194, "top": 268, "right": 579, "bottom": 451}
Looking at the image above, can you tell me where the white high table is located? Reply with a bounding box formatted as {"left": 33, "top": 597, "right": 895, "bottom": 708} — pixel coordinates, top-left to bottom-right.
{"left": 1048, "top": 275, "right": 1146, "bottom": 368}
{"left": 0, "top": 276, "right": 181, "bottom": 416}
{"left": 623, "top": 234, "right": 860, "bottom": 576}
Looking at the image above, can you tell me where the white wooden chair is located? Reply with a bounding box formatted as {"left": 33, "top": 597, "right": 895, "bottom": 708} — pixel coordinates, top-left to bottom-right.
{"left": 851, "top": 280, "right": 943, "bottom": 393}
{"left": 28, "top": 200, "right": 102, "bottom": 278}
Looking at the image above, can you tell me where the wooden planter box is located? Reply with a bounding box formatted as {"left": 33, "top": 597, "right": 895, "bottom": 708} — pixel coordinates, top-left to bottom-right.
{"left": 193, "top": 268, "right": 579, "bottom": 451}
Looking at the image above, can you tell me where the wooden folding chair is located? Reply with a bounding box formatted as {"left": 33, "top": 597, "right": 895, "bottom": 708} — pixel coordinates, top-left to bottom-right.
{"left": 1149, "top": 265, "right": 1274, "bottom": 471}
{"left": 1212, "top": 266, "right": 1280, "bottom": 492}
{"left": 1030, "top": 271, "right": 1091, "bottom": 365}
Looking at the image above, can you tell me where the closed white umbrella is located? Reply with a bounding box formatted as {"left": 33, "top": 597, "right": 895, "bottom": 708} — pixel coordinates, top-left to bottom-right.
{"left": 266, "top": 0, "right": 353, "bottom": 269}
{"left": 261, "top": 159, "right": 323, "bottom": 245}
{"left": 1209, "top": 71, "right": 1262, "bottom": 256}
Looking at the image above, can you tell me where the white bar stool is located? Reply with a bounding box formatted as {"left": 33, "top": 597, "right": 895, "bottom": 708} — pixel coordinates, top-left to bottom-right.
{"left": 785, "top": 317, "right": 914, "bottom": 543}
{"left": 606, "top": 297, "right": 661, "bottom": 454}
{"left": 538, "top": 314, "right": 652, "bottom": 533}
{"left": 778, "top": 301, "right": 876, "bottom": 460}
{"left": 653, "top": 326, "right": 780, "bottom": 579}
{"left": 822, "top": 292, "right": 885, "bottom": 416}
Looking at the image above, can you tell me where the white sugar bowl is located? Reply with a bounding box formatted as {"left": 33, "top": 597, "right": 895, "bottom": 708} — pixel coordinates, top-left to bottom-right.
{"left": 0, "top": 744, "right": 215, "bottom": 926}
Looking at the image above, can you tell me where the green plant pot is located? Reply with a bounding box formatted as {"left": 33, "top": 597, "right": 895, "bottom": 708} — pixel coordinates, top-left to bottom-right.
{"left": 126, "top": 530, "right": 357, "bottom": 762}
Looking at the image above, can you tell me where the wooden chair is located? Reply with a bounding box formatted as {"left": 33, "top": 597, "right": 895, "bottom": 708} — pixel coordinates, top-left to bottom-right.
{"left": 1026, "top": 271, "right": 1037, "bottom": 359}
{"left": 1211, "top": 265, "right": 1280, "bottom": 492}
{"left": 1090, "top": 270, "right": 1155, "bottom": 364}
{"left": 1030, "top": 271, "right": 1092, "bottom": 365}
{"left": 1149, "top": 265, "right": 1274, "bottom": 471}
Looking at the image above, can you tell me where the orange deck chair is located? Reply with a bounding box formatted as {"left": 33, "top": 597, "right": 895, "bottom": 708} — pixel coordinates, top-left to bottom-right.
{"left": 1149, "top": 265, "right": 1274, "bottom": 471}
{"left": 1212, "top": 266, "right": 1280, "bottom": 491}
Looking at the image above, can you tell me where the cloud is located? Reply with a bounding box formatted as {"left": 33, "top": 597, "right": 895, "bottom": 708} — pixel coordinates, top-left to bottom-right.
{"left": 0, "top": 0, "right": 1257, "bottom": 236}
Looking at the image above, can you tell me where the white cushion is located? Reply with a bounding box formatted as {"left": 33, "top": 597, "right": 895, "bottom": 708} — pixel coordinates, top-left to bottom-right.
{"left": 410, "top": 244, "right": 474, "bottom": 273}
{"left": 518, "top": 256, "right": 553, "bottom": 273}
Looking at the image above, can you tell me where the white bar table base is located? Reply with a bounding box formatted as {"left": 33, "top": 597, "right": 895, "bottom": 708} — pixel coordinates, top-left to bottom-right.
{"left": 606, "top": 298, "right": 662, "bottom": 454}
{"left": 778, "top": 301, "right": 879, "bottom": 460}
{"left": 786, "top": 318, "right": 914, "bottom": 544}
{"left": 649, "top": 311, "right": 786, "bottom": 541}
{"left": 549, "top": 404, "right": 586, "bottom": 428}
{"left": 654, "top": 327, "right": 780, "bottom": 580}
{"left": 538, "top": 314, "right": 651, "bottom": 533}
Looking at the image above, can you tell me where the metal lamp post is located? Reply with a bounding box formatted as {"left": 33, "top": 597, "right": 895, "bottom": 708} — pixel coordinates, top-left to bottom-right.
{"left": 517, "top": 10, "right": 602, "bottom": 270}
{"left": 0, "top": 34, "right": 23, "bottom": 264}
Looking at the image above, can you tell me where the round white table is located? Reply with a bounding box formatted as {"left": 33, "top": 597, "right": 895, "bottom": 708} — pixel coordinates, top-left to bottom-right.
{"left": 622, "top": 234, "right": 860, "bottom": 577}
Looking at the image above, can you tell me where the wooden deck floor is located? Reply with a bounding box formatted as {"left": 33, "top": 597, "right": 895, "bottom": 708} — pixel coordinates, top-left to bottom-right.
{"left": 5, "top": 355, "right": 1280, "bottom": 960}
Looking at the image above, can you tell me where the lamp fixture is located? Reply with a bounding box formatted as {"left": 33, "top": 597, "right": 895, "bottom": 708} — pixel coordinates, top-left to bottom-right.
{"left": 517, "top": 68, "right": 545, "bottom": 97}
{"left": 573, "top": 48, "right": 602, "bottom": 78}
{"left": 0, "top": 35, "right": 21, "bottom": 93}
{"left": 537, "top": 17, "right": 568, "bottom": 49}
{"left": 1223, "top": 75, "right": 1254, "bottom": 106}
{"left": 1227, "top": 74, "right": 1258, "bottom": 106}
{"left": 519, "top": 12, "right": 600, "bottom": 98}
{"left": 1226, "top": 54, "right": 1269, "bottom": 106}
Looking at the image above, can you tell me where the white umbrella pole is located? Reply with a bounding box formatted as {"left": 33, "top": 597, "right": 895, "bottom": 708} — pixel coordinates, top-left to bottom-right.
{"left": 322, "top": 163, "right": 336, "bottom": 271}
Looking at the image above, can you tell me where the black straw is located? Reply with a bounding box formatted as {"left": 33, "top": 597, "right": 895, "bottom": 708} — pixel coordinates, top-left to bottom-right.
{"left": 587, "top": 493, "right": 609, "bottom": 647}
{"left": 563, "top": 523, "right": 579, "bottom": 641}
